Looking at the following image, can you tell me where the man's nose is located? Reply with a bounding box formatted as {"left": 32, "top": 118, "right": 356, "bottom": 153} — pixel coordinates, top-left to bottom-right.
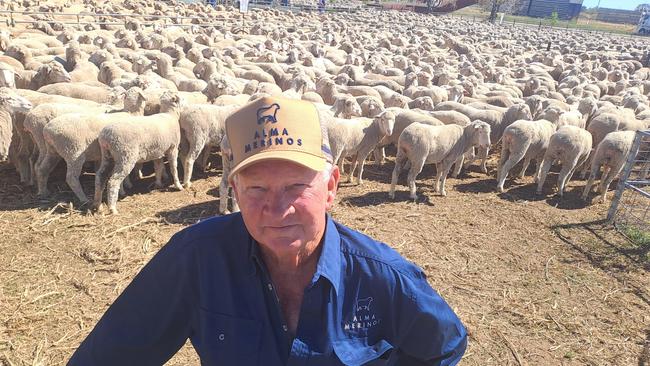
{"left": 265, "top": 192, "right": 296, "bottom": 217}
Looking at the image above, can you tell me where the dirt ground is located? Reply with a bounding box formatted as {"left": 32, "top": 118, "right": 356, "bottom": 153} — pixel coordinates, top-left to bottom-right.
{"left": 0, "top": 155, "right": 648, "bottom": 366}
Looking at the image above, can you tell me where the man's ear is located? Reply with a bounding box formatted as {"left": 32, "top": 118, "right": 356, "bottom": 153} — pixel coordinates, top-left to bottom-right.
{"left": 326, "top": 165, "right": 340, "bottom": 210}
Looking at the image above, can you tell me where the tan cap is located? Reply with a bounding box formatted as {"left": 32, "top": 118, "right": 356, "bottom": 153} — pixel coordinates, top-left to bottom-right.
{"left": 225, "top": 96, "right": 333, "bottom": 180}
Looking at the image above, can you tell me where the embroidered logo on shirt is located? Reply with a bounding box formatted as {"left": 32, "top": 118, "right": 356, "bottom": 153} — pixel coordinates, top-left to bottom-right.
{"left": 343, "top": 296, "right": 381, "bottom": 332}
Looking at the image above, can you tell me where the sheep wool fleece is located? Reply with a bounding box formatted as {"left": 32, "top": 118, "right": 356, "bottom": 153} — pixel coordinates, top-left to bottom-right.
{"left": 68, "top": 213, "right": 467, "bottom": 366}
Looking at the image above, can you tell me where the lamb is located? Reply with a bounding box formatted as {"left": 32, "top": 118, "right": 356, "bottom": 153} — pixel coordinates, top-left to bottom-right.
{"left": 581, "top": 130, "right": 636, "bottom": 204}
{"left": 178, "top": 103, "right": 239, "bottom": 188}
{"left": 0, "top": 88, "right": 33, "bottom": 161}
{"left": 326, "top": 111, "right": 395, "bottom": 184}
{"left": 496, "top": 119, "right": 557, "bottom": 192}
{"left": 37, "top": 87, "right": 147, "bottom": 204}
{"left": 17, "top": 61, "right": 72, "bottom": 90}
{"left": 389, "top": 120, "right": 491, "bottom": 199}
{"left": 93, "top": 91, "right": 184, "bottom": 214}
{"left": 538, "top": 107, "right": 585, "bottom": 128}
{"left": 536, "top": 125, "right": 593, "bottom": 197}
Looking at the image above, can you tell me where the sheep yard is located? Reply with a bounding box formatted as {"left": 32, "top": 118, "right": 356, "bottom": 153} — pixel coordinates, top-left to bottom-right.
{"left": 0, "top": 156, "right": 648, "bottom": 365}
{"left": 1, "top": 0, "right": 650, "bottom": 364}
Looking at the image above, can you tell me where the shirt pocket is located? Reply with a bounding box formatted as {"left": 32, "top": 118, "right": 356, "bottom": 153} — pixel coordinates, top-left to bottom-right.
{"left": 195, "top": 309, "right": 262, "bottom": 366}
{"left": 333, "top": 338, "right": 394, "bottom": 366}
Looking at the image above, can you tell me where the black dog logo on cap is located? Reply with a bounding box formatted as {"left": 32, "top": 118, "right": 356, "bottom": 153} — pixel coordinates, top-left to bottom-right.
{"left": 257, "top": 103, "right": 281, "bottom": 125}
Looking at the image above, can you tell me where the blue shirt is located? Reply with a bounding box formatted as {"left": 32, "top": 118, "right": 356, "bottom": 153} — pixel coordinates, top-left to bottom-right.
{"left": 68, "top": 213, "right": 467, "bottom": 366}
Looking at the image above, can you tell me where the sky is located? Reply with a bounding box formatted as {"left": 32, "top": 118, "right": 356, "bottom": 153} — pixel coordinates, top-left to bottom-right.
{"left": 582, "top": 0, "right": 648, "bottom": 10}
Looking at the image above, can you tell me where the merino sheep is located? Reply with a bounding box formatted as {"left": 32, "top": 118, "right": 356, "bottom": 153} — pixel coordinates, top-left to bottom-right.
{"left": 496, "top": 119, "right": 557, "bottom": 192}
{"left": 94, "top": 91, "right": 184, "bottom": 214}
{"left": 37, "top": 87, "right": 147, "bottom": 203}
{"left": 178, "top": 103, "right": 239, "bottom": 188}
{"left": 536, "top": 125, "right": 593, "bottom": 197}
{"left": 581, "top": 130, "right": 636, "bottom": 203}
{"left": 389, "top": 120, "right": 491, "bottom": 199}
{"left": 0, "top": 88, "right": 33, "bottom": 161}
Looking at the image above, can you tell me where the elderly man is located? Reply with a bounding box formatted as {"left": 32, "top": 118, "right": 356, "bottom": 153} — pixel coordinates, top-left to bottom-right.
{"left": 69, "top": 96, "right": 467, "bottom": 365}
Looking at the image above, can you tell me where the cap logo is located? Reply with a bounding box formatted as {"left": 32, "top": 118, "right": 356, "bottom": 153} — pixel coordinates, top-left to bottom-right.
{"left": 256, "top": 103, "right": 281, "bottom": 125}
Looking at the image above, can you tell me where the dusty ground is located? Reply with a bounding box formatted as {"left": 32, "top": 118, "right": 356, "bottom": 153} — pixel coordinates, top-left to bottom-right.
{"left": 0, "top": 155, "right": 648, "bottom": 366}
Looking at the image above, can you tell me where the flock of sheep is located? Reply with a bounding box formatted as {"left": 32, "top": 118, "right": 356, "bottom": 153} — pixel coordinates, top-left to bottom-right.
{"left": 0, "top": 0, "right": 649, "bottom": 215}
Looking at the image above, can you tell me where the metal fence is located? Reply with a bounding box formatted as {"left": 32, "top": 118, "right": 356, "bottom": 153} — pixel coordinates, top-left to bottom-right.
{"left": 607, "top": 130, "right": 650, "bottom": 234}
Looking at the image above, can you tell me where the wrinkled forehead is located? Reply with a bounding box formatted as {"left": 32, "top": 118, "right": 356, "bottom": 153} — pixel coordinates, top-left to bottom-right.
{"left": 237, "top": 159, "right": 320, "bottom": 183}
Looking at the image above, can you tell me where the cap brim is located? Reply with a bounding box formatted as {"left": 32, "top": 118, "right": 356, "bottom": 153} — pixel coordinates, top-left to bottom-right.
{"left": 228, "top": 150, "right": 328, "bottom": 182}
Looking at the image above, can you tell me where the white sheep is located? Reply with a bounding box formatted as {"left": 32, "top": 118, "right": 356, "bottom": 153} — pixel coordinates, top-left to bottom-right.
{"left": 496, "top": 119, "right": 557, "bottom": 192}
{"left": 536, "top": 125, "right": 593, "bottom": 197}
{"left": 37, "top": 87, "right": 147, "bottom": 204}
{"left": 93, "top": 91, "right": 184, "bottom": 214}
{"left": 327, "top": 110, "right": 395, "bottom": 184}
{"left": 389, "top": 120, "right": 491, "bottom": 200}
{"left": 0, "top": 88, "right": 33, "bottom": 161}
{"left": 581, "top": 130, "right": 636, "bottom": 204}
{"left": 178, "top": 103, "right": 239, "bottom": 188}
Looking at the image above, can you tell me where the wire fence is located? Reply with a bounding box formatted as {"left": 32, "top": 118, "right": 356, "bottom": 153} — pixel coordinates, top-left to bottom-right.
{"left": 608, "top": 130, "right": 650, "bottom": 235}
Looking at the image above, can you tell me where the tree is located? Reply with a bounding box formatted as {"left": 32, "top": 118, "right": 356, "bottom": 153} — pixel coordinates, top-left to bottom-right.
{"left": 478, "top": 0, "right": 519, "bottom": 23}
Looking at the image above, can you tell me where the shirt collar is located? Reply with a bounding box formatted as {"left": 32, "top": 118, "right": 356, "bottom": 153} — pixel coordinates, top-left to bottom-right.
{"left": 247, "top": 214, "right": 341, "bottom": 295}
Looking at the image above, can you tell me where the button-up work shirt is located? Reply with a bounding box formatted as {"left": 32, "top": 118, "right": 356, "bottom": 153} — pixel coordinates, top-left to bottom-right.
{"left": 68, "top": 213, "right": 467, "bottom": 365}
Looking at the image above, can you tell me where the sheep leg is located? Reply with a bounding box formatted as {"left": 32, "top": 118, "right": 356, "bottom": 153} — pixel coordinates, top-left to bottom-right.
{"left": 354, "top": 149, "right": 373, "bottom": 185}
{"left": 518, "top": 157, "right": 532, "bottom": 179}
{"left": 596, "top": 166, "right": 617, "bottom": 203}
{"left": 451, "top": 155, "right": 464, "bottom": 179}
{"left": 93, "top": 150, "right": 113, "bottom": 211}
{"left": 65, "top": 155, "right": 89, "bottom": 205}
{"left": 462, "top": 147, "right": 477, "bottom": 169}
{"left": 407, "top": 159, "right": 425, "bottom": 201}
{"left": 581, "top": 169, "right": 598, "bottom": 201}
{"left": 16, "top": 133, "right": 33, "bottom": 184}
{"left": 389, "top": 151, "right": 407, "bottom": 199}
{"left": 579, "top": 152, "right": 594, "bottom": 179}
{"left": 497, "top": 149, "right": 527, "bottom": 193}
{"left": 536, "top": 158, "right": 553, "bottom": 195}
{"left": 373, "top": 147, "right": 385, "bottom": 165}
{"left": 557, "top": 158, "right": 579, "bottom": 197}
{"left": 478, "top": 146, "right": 489, "bottom": 174}
{"left": 36, "top": 148, "right": 61, "bottom": 197}
{"left": 198, "top": 145, "right": 212, "bottom": 172}
{"left": 166, "top": 148, "right": 184, "bottom": 191}
{"left": 439, "top": 161, "right": 455, "bottom": 197}
{"left": 153, "top": 159, "right": 165, "bottom": 188}
{"left": 348, "top": 158, "right": 358, "bottom": 184}
{"left": 182, "top": 138, "right": 207, "bottom": 189}
{"left": 106, "top": 159, "right": 135, "bottom": 215}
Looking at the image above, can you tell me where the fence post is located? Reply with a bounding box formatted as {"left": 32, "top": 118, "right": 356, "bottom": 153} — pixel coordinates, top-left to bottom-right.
{"left": 607, "top": 131, "right": 643, "bottom": 221}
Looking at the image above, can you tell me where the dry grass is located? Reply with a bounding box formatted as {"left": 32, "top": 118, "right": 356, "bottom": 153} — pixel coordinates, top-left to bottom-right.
{"left": 0, "top": 154, "right": 648, "bottom": 365}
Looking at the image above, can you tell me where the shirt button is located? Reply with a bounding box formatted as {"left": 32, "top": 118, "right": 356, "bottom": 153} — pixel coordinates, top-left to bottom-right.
{"left": 282, "top": 325, "right": 288, "bottom": 332}
{"left": 218, "top": 333, "right": 225, "bottom": 341}
{"left": 267, "top": 283, "right": 273, "bottom": 291}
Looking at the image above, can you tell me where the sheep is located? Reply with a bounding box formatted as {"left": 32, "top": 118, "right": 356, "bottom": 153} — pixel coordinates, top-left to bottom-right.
{"left": 389, "top": 120, "right": 492, "bottom": 200}
{"left": 347, "top": 111, "right": 396, "bottom": 185}
{"left": 37, "top": 87, "right": 147, "bottom": 204}
{"left": 37, "top": 83, "right": 124, "bottom": 104}
{"left": 538, "top": 107, "right": 585, "bottom": 128}
{"left": 17, "top": 61, "right": 71, "bottom": 90}
{"left": 178, "top": 103, "right": 239, "bottom": 188}
{"left": 496, "top": 119, "right": 557, "bottom": 192}
{"left": 581, "top": 130, "right": 636, "bottom": 204}
{"left": 93, "top": 91, "right": 184, "bottom": 214}
{"left": 0, "top": 88, "right": 33, "bottom": 161}
{"left": 536, "top": 125, "right": 593, "bottom": 197}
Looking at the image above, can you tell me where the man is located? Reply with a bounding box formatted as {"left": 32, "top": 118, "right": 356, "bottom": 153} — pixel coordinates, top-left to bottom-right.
{"left": 68, "top": 96, "right": 467, "bottom": 365}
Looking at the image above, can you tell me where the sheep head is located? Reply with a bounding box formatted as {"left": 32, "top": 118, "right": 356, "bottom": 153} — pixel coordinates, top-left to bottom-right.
{"left": 0, "top": 64, "right": 16, "bottom": 88}
{"left": 123, "top": 87, "right": 147, "bottom": 113}
{"left": 470, "top": 120, "right": 491, "bottom": 149}
{"left": 0, "top": 87, "right": 32, "bottom": 113}
{"left": 160, "top": 91, "right": 181, "bottom": 113}
{"left": 375, "top": 110, "right": 395, "bottom": 137}
{"left": 33, "top": 62, "right": 71, "bottom": 89}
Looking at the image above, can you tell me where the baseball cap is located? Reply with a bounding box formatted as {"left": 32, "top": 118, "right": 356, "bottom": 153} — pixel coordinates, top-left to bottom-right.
{"left": 225, "top": 96, "right": 333, "bottom": 180}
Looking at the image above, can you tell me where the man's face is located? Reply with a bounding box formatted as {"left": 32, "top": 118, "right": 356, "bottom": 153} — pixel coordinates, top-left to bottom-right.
{"left": 232, "top": 160, "right": 339, "bottom": 257}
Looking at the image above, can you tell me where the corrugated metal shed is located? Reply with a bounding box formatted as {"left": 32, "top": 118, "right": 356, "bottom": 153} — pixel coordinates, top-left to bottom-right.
{"left": 517, "top": 0, "right": 582, "bottom": 20}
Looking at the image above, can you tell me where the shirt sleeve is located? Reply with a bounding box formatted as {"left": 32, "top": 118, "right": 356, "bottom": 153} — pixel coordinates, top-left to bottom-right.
{"left": 68, "top": 232, "right": 198, "bottom": 366}
{"left": 394, "top": 269, "right": 468, "bottom": 366}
